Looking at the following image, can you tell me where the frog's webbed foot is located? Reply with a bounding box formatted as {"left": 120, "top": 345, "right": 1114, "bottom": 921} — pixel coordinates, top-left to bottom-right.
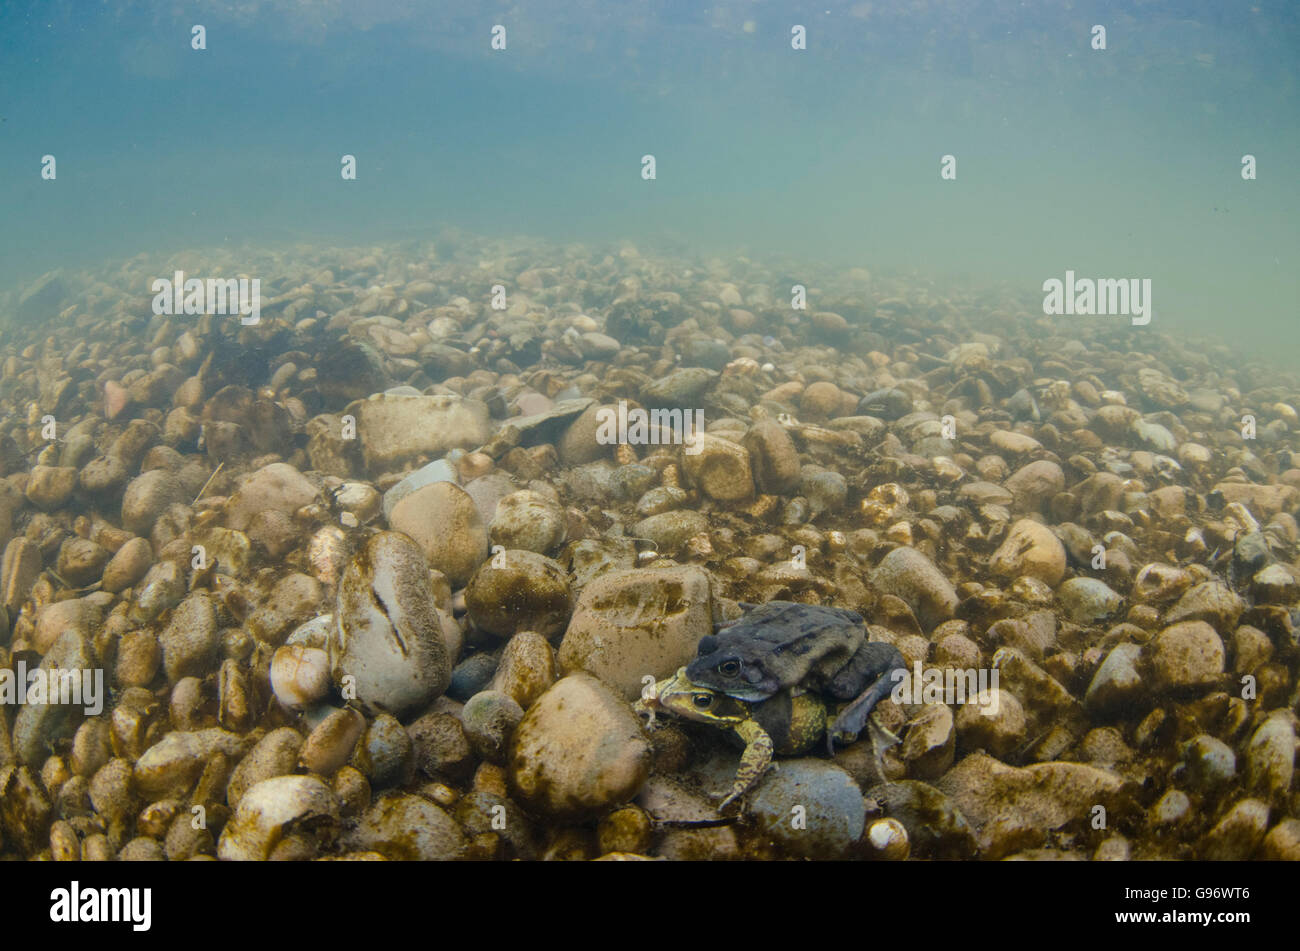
{"left": 826, "top": 646, "right": 907, "bottom": 754}
{"left": 867, "top": 716, "right": 901, "bottom": 757}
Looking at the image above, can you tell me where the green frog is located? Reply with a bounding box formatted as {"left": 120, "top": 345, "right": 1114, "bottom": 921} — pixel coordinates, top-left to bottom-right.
{"left": 636, "top": 667, "right": 830, "bottom": 810}
{"left": 685, "top": 600, "right": 906, "bottom": 755}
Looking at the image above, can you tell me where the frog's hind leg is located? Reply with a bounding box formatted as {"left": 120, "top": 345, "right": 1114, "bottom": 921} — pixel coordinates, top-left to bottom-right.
{"left": 719, "top": 720, "right": 774, "bottom": 812}
{"left": 825, "top": 644, "right": 907, "bottom": 755}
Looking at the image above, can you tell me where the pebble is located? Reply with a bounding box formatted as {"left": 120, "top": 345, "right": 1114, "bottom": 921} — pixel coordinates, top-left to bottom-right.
{"left": 1084, "top": 643, "right": 1145, "bottom": 717}
{"left": 346, "top": 393, "right": 493, "bottom": 472}
{"left": 1149, "top": 621, "right": 1225, "bottom": 691}
{"left": 953, "top": 688, "right": 1025, "bottom": 759}
{"left": 100, "top": 536, "right": 153, "bottom": 592}
{"left": 299, "top": 706, "right": 366, "bottom": 775}
{"left": 507, "top": 673, "right": 651, "bottom": 818}
{"left": 380, "top": 458, "right": 458, "bottom": 521}
{"left": 25, "top": 465, "right": 78, "bottom": 510}
{"left": 133, "top": 728, "right": 250, "bottom": 799}
{"left": 54, "top": 538, "right": 111, "bottom": 586}
{"left": 743, "top": 419, "right": 801, "bottom": 494}
{"left": 407, "top": 712, "right": 474, "bottom": 781}
{"left": 246, "top": 573, "right": 326, "bottom": 645}
{"left": 632, "top": 510, "right": 710, "bottom": 553}
{"left": 340, "top": 792, "right": 466, "bottom": 860}
{"left": 224, "top": 463, "right": 319, "bottom": 532}
{"left": 460, "top": 690, "right": 524, "bottom": 762}
{"left": 12, "top": 630, "right": 96, "bottom": 765}
{"left": 1200, "top": 798, "right": 1270, "bottom": 860}
{"left": 464, "top": 550, "right": 572, "bottom": 639}
{"left": 33, "top": 595, "right": 105, "bottom": 654}
{"left": 1163, "top": 581, "right": 1245, "bottom": 630}
{"left": 1150, "top": 789, "right": 1191, "bottom": 826}
{"left": 218, "top": 775, "right": 339, "bottom": 861}
{"left": 681, "top": 433, "right": 754, "bottom": 502}
{"left": 121, "top": 472, "right": 189, "bottom": 538}
{"left": 857, "top": 388, "right": 912, "bottom": 420}
{"left": 389, "top": 481, "right": 488, "bottom": 588}
{"left": 490, "top": 631, "right": 558, "bottom": 709}
{"left": 1259, "top": 818, "right": 1300, "bottom": 860}
{"left": 748, "top": 759, "right": 866, "bottom": 859}
{"left": 558, "top": 565, "right": 712, "bottom": 699}
{"left": 1003, "top": 460, "right": 1063, "bottom": 514}
{"left": 158, "top": 592, "right": 221, "bottom": 683}
{"left": 1180, "top": 734, "right": 1237, "bottom": 794}
{"left": 270, "top": 644, "right": 332, "bottom": 709}
{"left": 226, "top": 727, "right": 303, "bottom": 809}
{"left": 990, "top": 519, "right": 1067, "bottom": 586}
{"left": 1245, "top": 711, "right": 1295, "bottom": 806}
{"left": 864, "top": 817, "right": 911, "bottom": 861}
{"left": 1, "top": 538, "right": 42, "bottom": 615}
{"left": 936, "top": 752, "right": 1122, "bottom": 859}
{"left": 353, "top": 713, "right": 414, "bottom": 788}
{"left": 900, "top": 703, "right": 955, "bottom": 779}
{"left": 800, "top": 467, "right": 848, "bottom": 517}
{"left": 1056, "top": 577, "right": 1123, "bottom": 624}
{"left": 488, "top": 490, "right": 567, "bottom": 554}
{"left": 448, "top": 652, "right": 500, "bottom": 702}
{"left": 870, "top": 547, "right": 957, "bottom": 630}
{"left": 332, "top": 531, "right": 451, "bottom": 718}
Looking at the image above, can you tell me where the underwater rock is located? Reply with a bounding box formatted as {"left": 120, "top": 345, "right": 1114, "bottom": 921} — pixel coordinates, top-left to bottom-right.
{"left": 558, "top": 565, "right": 712, "bottom": 699}
{"left": 347, "top": 393, "right": 492, "bottom": 471}
{"left": 332, "top": 531, "right": 451, "bottom": 719}
{"left": 389, "top": 481, "right": 487, "bottom": 587}
{"left": 464, "top": 550, "right": 571, "bottom": 639}
{"left": 507, "top": 673, "right": 652, "bottom": 819}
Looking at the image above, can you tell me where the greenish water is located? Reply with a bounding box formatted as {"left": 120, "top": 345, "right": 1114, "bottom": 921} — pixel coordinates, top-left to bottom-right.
{"left": 1, "top": 1, "right": 1296, "bottom": 357}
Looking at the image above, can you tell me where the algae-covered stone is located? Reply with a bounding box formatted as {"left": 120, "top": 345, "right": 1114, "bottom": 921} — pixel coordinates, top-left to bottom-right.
{"left": 871, "top": 547, "right": 957, "bottom": 630}
{"left": 507, "top": 673, "right": 651, "bottom": 819}
{"left": 464, "top": 550, "right": 571, "bottom": 639}
{"left": 340, "top": 791, "right": 466, "bottom": 860}
{"left": 218, "top": 775, "right": 339, "bottom": 861}
{"left": 558, "top": 565, "right": 712, "bottom": 699}
{"left": 748, "top": 759, "right": 865, "bottom": 859}
{"left": 348, "top": 393, "right": 492, "bottom": 471}
{"left": 389, "top": 481, "right": 488, "bottom": 588}
{"left": 332, "top": 531, "right": 451, "bottom": 718}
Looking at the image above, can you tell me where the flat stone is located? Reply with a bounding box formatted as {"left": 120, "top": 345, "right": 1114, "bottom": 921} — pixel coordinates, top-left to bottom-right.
{"left": 558, "top": 565, "right": 713, "bottom": 699}
{"left": 347, "top": 393, "right": 493, "bottom": 471}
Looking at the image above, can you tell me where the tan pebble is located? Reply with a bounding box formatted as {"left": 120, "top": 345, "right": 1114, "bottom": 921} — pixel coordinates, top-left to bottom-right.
{"left": 270, "top": 644, "right": 332, "bottom": 710}
{"left": 82, "top": 833, "right": 113, "bottom": 862}
{"left": 300, "top": 707, "right": 366, "bottom": 776}
{"left": 49, "top": 820, "right": 81, "bottom": 861}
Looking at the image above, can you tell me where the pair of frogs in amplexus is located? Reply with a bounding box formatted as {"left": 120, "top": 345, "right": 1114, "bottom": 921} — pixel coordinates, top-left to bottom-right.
{"left": 635, "top": 600, "right": 907, "bottom": 811}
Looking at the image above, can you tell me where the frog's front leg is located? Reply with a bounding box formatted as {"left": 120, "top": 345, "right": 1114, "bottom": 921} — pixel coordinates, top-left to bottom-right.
{"left": 718, "top": 719, "right": 774, "bottom": 811}
{"left": 826, "top": 642, "right": 907, "bottom": 755}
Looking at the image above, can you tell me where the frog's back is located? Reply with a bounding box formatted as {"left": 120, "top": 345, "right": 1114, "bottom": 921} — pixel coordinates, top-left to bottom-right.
{"left": 718, "top": 601, "right": 864, "bottom": 653}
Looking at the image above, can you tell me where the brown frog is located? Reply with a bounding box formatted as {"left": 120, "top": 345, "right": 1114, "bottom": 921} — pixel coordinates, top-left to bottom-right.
{"left": 685, "top": 600, "right": 906, "bottom": 754}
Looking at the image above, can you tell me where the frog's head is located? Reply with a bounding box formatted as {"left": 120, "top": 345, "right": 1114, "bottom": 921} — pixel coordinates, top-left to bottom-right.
{"left": 639, "top": 668, "right": 747, "bottom": 729}
{"left": 685, "top": 634, "right": 780, "bottom": 701}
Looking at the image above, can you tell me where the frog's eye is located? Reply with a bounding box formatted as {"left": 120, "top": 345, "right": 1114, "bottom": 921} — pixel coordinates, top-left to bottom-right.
{"left": 692, "top": 693, "right": 715, "bottom": 710}
{"left": 718, "top": 660, "right": 740, "bottom": 678}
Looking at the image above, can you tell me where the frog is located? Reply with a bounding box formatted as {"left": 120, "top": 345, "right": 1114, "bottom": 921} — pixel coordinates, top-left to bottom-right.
{"left": 636, "top": 667, "right": 830, "bottom": 810}
{"left": 684, "top": 600, "right": 907, "bottom": 756}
